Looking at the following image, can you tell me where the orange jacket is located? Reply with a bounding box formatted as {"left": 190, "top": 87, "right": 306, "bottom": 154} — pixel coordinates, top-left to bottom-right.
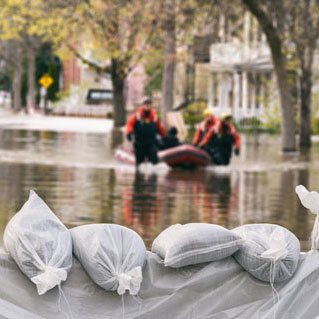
{"left": 200, "top": 121, "right": 241, "bottom": 148}
{"left": 126, "top": 106, "right": 166, "bottom": 138}
{"left": 193, "top": 116, "right": 219, "bottom": 146}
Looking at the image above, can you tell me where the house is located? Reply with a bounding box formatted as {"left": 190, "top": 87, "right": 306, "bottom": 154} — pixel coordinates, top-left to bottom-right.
{"left": 175, "top": 11, "right": 280, "bottom": 123}
{"left": 208, "top": 41, "right": 276, "bottom": 122}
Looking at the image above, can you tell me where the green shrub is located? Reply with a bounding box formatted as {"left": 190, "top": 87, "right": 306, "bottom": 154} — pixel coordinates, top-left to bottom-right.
{"left": 260, "top": 104, "right": 282, "bottom": 133}
{"left": 182, "top": 101, "right": 207, "bottom": 127}
{"left": 183, "top": 113, "right": 204, "bottom": 127}
{"left": 312, "top": 117, "right": 319, "bottom": 135}
{"left": 238, "top": 117, "right": 262, "bottom": 127}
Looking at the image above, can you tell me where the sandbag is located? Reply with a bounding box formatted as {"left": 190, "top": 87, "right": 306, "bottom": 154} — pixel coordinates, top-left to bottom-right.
{"left": 151, "top": 223, "right": 243, "bottom": 268}
{"left": 232, "top": 224, "right": 300, "bottom": 283}
{"left": 71, "top": 224, "right": 146, "bottom": 295}
{"left": 295, "top": 184, "right": 319, "bottom": 249}
{"left": 3, "top": 190, "right": 72, "bottom": 295}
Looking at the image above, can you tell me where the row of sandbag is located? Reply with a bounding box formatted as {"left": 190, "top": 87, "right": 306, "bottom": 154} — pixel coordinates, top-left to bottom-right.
{"left": 3, "top": 190, "right": 302, "bottom": 298}
{"left": 3, "top": 191, "right": 146, "bottom": 296}
{"left": 152, "top": 222, "right": 300, "bottom": 283}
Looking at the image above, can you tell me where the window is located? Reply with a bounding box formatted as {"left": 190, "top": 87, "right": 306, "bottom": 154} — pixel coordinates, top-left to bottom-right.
{"left": 86, "top": 89, "right": 113, "bottom": 105}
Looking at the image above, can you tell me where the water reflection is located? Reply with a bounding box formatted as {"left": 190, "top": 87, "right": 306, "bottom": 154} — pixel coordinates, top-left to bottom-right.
{"left": 110, "top": 128, "right": 124, "bottom": 150}
{"left": 121, "top": 171, "right": 160, "bottom": 248}
{"left": 0, "top": 126, "right": 317, "bottom": 251}
{"left": 161, "top": 169, "right": 238, "bottom": 227}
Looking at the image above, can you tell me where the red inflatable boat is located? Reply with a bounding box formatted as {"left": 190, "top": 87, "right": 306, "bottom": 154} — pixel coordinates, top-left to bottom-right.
{"left": 115, "top": 144, "right": 211, "bottom": 168}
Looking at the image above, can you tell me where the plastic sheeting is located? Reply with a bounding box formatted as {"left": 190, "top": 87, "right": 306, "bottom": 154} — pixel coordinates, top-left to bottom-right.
{"left": 1, "top": 248, "right": 319, "bottom": 319}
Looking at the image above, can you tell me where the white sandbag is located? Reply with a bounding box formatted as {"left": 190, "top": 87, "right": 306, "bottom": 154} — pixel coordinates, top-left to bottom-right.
{"left": 151, "top": 223, "right": 243, "bottom": 268}
{"left": 295, "top": 185, "right": 319, "bottom": 249}
{"left": 232, "top": 224, "right": 300, "bottom": 282}
{"left": 71, "top": 224, "right": 146, "bottom": 295}
{"left": 3, "top": 190, "right": 72, "bottom": 295}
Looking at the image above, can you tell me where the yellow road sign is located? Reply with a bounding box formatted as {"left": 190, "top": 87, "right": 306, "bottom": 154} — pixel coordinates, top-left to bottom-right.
{"left": 39, "top": 74, "right": 54, "bottom": 88}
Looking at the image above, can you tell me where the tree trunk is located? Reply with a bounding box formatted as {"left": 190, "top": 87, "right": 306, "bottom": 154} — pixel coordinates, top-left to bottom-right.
{"left": 13, "top": 47, "right": 23, "bottom": 111}
{"left": 27, "top": 45, "right": 36, "bottom": 114}
{"left": 299, "top": 68, "right": 312, "bottom": 147}
{"left": 110, "top": 58, "right": 126, "bottom": 127}
{"left": 272, "top": 52, "right": 297, "bottom": 152}
{"left": 242, "top": 0, "right": 296, "bottom": 152}
{"left": 161, "top": 0, "right": 176, "bottom": 126}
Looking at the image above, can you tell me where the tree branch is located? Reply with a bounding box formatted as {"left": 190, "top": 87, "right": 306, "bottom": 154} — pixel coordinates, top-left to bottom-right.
{"left": 67, "top": 44, "right": 111, "bottom": 73}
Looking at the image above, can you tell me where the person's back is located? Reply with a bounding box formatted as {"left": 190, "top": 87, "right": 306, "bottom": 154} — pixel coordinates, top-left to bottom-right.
{"left": 193, "top": 109, "right": 219, "bottom": 146}
{"left": 199, "top": 113, "right": 240, "bottom": 165}
{"left": 159, "top": 126, "right": 180, "bottom": 150}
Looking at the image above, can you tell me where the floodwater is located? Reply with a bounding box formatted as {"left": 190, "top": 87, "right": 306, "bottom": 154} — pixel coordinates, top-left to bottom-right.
{"left": 0, "top": 121, "right": 318, "bottom": 251}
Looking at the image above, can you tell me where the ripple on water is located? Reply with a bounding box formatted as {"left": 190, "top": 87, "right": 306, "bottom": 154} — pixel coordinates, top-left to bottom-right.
{"left": 0, "top": 129, "right": 318, "bottom": 251}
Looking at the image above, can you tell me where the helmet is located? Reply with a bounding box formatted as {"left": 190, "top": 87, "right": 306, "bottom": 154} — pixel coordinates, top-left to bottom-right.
{"left": 221, "top": 112, "right": 232, "bottom": 121}
{"left": 203, "top": 108, "right": 213, "bottom": 117}
{"left": 142, "top": 97, "right": 153, "bottom": 105}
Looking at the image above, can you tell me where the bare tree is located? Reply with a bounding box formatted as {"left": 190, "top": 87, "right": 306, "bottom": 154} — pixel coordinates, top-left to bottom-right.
{"left": 24, "top": 36, "right": 40, "bottom": 113}
{"left": 242, "top": 0, "right": 319, "bottom": 150}
{"left": 242, "top": 0, "right": 297, "bottom": 152}
{"left": 0, "top": 40, "right": 24, "bottom": 111}
{"left": 66, "top": 0, "right": 160, "bottom": 126}
{"left": 287, "top": 0, "right": 319, "bottom": 147}
{"left": 161, "top": 0, "right": 176, "bottom": 125}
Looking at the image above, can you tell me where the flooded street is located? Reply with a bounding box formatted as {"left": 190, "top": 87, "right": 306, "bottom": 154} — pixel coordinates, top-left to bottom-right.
{"left": 0, "top": 117, "right": 318, "bottom": 251}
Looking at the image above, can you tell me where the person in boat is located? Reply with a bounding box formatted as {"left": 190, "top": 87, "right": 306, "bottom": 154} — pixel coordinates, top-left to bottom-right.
{"left": 158, "top": 126, "right": 181, "bottom": 150}
{"left": 126, "top": 97, "right": 166, "bottom": 166}
{"left": 193, "top": 108, "right": 219, "bottom": 146}
{"left": 199, "top": 113, "right": 240, "bottom": 165}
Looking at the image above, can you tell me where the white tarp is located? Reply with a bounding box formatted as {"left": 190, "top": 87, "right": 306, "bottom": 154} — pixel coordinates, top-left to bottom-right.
{"left": 1, "top": 248, "right": 319, "bottom": 319}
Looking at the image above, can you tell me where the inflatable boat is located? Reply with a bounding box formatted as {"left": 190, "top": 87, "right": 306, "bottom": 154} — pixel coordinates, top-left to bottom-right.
{"left": 159, "top": 144, "right": 211, "bottom": 168}
{"left": 115, "top": 144, "right": 211, "bottom": 168}
{"left": 114, "top": 147, "right": 136, "bottom": 165}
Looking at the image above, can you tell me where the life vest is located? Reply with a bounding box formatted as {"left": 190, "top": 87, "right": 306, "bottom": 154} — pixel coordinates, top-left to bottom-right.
{"left": 133, "top": 110, "right": 158, "bottom": 144}
{"left": 200, "top": 121, "right": 240, "bottom": 149}
{"left": 193, "top": 116, "right": 219, "bottom": 145}
{"left": 126, "top": 106, "right": 166, "bottom": 141}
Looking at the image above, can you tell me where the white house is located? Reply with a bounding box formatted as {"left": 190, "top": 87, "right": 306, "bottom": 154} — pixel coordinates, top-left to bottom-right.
{"left": 208, "top": 41, "right": 277, "bottom": 121}
{"left": 172, "top": 11, "right": 285, "bottom": 123}
{"left": 206, "top": 11, "right": 281, "bottom": 122}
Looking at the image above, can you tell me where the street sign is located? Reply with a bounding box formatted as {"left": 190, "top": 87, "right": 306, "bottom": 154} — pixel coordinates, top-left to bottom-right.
{"left": 39, "top": 74, "right": 54, "bottom": 88}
